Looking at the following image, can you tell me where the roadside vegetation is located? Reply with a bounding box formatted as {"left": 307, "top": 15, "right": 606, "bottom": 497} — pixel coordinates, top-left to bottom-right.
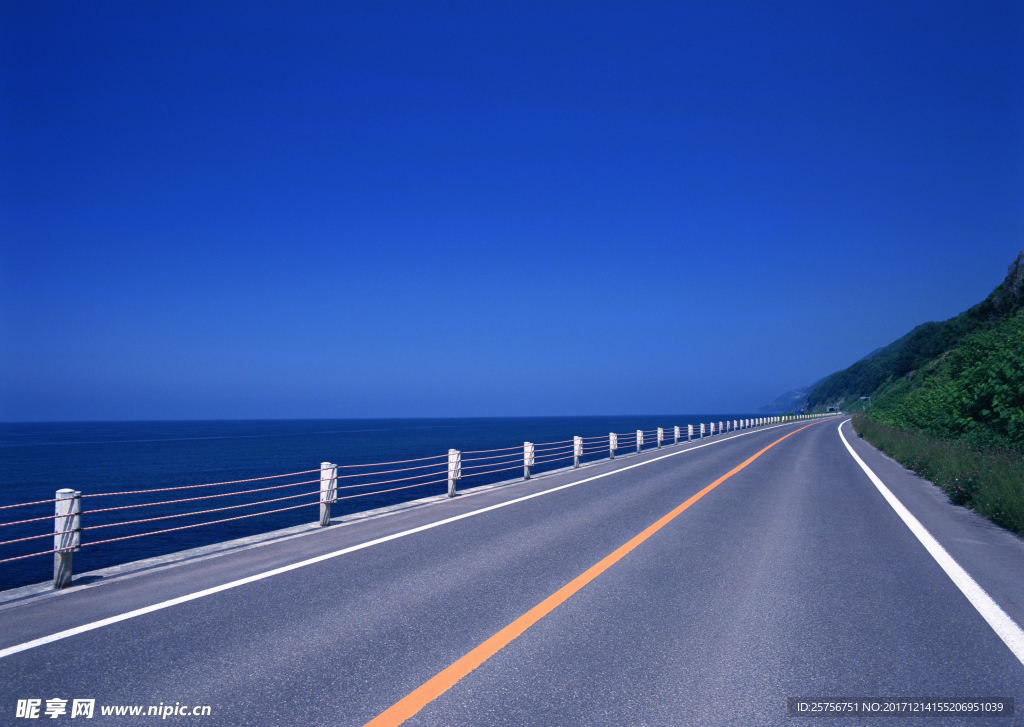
{"left": 852, "top": 415, "right": 1024, "bottom": 538}
{"left": 867, "top": 308, "right": 1023, "bottom": 450}
{"left": 819, "top": 252, "right": 1024, "bottom": 537}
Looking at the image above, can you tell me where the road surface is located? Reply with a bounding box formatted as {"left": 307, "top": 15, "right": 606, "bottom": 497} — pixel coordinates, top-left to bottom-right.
{"left": 1, "top": 418, "right": 1022, "bottom": 725}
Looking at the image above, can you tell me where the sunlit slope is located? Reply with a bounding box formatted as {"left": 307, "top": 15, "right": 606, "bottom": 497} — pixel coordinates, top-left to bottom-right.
{"left": 807, "top": 252, "right": 1023, "bottom": 448}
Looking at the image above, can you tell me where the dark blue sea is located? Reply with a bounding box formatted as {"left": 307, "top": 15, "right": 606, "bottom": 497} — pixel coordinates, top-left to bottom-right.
{"left": 0, "top": 415, "right": 757, "bottom": 590}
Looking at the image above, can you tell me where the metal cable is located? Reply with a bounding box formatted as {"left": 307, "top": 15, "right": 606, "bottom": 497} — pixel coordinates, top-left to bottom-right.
{"left": 0, "top": 511, "right": 73, "bottom": 528}
{"left": 0, "top": 496, "right": 73, "bottom": 511}
{"left": 85, "top": 468, "right": 324, "bottom": 498}
{"left": 460, "top": 450, "right": 528, "bottom": 463}
{"left": 533, "top": 450, "right": 571, "bottom": 463}
{"left": 79, "top": 478, "right": 321, "bottom": 516}
{"left": 79, "top": 500, "right": 327, "bottom": 549}
{"left": 532, "top": 442, "right": 574, "bottom": 453}
{"left": 0, "top": 548, "right": 63, "bottom": 564}
{"left": 0, "top": 528, "right": 76, "bottom": 547}
{"left": 86, "top": 466, "right": 446, "bottom": 521}
{"left": 326, "top": 469, "right": 447, "bottom": 492}
{"left": 45, "top": 477, "right": 450, "bottom": 552}
{"left": 81, "top": 490, "right": 324, "bottom": 532}
{"left": 330, "top": 453, "right": 448, "bottom": 468}
{"left": 85, "top": 453, "right": 448, "bottom": 499}
{"left": 333, "top": 477, "right": 447, "bottom": 502}
{"left": 332, "top": 460, "right": 449, "bottom": 480}
{"left": 459, "top": 463, "right": 523, "bottom": 479}
{"left": 459, "top": 456, "right": 522, "bottom": 473}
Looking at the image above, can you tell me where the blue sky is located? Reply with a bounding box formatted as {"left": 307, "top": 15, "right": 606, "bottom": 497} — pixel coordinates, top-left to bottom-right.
{"left": 2, "top": 1, "right": 1022, "bottom": 421}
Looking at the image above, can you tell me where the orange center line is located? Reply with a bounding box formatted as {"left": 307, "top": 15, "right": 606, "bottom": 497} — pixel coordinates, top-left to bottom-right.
{"left": 363, "top": 421, "right": 822, "bottom": 727}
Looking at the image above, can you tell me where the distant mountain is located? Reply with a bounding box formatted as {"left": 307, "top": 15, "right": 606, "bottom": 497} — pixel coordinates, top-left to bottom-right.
{"left": 758, "top": 253, "right": 1023, "bottom": 423}
{"left": 758, "top": 377, "right": 828, "bottom": 414}
{"left": 760, "top": 342, "right": 890, "bottom": 413}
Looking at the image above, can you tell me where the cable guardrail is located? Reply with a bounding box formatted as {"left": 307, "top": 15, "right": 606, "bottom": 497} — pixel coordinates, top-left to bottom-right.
{"left": 0, "top": 413, "right": 841, "bottom": 587}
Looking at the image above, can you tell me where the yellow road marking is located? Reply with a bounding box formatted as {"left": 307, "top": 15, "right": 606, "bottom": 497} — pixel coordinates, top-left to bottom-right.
{"left": 363, "top": 421, "right": 821, "bottom": 727}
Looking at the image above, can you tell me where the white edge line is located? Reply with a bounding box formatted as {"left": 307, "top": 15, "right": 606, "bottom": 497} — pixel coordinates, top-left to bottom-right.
{"left": 0, "top": 418, "right": 817, "bottom": 659}
{"left": 838, "top": 420, "right": 1024, "bottom": 666}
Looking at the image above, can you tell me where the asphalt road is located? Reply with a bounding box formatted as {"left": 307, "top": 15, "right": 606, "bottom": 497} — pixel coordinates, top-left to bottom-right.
{"left": 1, "top": 418, "right": 1022, "bottom": 726}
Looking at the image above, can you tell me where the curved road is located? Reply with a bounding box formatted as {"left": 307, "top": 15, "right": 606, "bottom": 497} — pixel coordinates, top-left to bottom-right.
{"left": 1, "top": 418, "right": 1022, "bottom": 725}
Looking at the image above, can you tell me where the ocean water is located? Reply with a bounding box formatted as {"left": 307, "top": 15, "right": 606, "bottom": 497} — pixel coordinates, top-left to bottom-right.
{"left": 0, "top": 415, "right": 757, "bottom": 590}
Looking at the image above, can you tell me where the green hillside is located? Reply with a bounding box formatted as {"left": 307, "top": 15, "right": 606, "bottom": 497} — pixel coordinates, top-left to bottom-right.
{"left": 807, "top": 251, "right": 1024, "bottom": 446}
{"left": 829, "top": 253, "right": 1023, "bottom": 536}
{"left": 866, "top": 310, "right": 1023, "bottom": 449}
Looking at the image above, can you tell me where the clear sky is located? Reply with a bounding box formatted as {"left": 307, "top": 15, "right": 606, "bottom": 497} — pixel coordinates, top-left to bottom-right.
{"left": 1, "top": 1, "right": 1022, "bottom": 421}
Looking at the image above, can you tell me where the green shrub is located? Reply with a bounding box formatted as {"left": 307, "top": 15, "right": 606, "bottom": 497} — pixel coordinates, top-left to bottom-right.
{"left": 869, "top": 311, "right": 1024, "bottom": 449}
{"left": 852, "top": 415, "right": 1024, "bottom": 537}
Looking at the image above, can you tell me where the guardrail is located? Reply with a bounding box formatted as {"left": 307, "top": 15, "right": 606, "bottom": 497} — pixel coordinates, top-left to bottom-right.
{"left": 0, "top": 413, "right": 839, "bottom": 589}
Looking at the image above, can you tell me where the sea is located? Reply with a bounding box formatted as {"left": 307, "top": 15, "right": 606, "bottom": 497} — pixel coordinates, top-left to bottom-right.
{"left": 0, "top": 415, "right": 759, "bottom": 591}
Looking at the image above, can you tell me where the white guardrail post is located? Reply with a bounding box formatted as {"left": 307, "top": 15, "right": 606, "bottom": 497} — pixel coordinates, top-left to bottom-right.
{"left": 687, "top": 424, "right": 693, "bottom": 442}
{"left": 448, "top": 449, "right": 461, "bottom": 497}
{"left": 574, "top": 436, "right": 582, "bottom": 468}
{"left": 319, "top": 462, "right": 337, "bottom": 526}
{"left": 636, "top": 430, "right": 643, "bottom": 454}
{"left": 524, "top": 442, "right": 534, "bottom": 480}
{"left": 699, "top": 423, "right": 704, "bottom": 438}
{"left": 609, "top": 432, "right": 617, "bottom": 460}
{"left": 674, "top": 425, "right": 680, "bottom": 445}
{"left": 53, "top": 488, "right": 80, "bottom": 589}
{"left": 657, "top": 427, "right": 663, "bottom": 449}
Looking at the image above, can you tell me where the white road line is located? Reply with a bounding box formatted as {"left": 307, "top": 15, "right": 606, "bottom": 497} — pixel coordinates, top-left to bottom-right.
{"left": 0, "top": 420, "right": 807, "bottom": 660}
{"left": 838, "top": 420, "right": 1024, "bottom": 666}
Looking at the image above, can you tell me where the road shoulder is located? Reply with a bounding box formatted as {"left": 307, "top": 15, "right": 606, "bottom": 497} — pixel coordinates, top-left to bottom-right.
{"left": 839, "top": 418, "right": 1024, "bottom": 639}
